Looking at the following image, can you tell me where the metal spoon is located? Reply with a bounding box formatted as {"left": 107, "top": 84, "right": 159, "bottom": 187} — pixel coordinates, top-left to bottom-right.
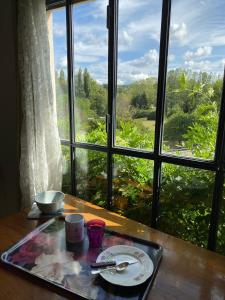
{"left": 91, "top": 261, "right": 129, "bottom": 275}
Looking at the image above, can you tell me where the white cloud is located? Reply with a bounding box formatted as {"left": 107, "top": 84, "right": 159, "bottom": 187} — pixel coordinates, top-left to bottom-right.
{"left": 184, "top": 46, "right": 212, "bottom": 61}
{"left": 53, "top": 23, "right": 66, "bottom": 37}
{"left": 126, "top": 15, "right": 161, "bottom": 45}
{"left": 117, "top": 49, "right": 159, "bottom": 84}
{"left": 221, "top": 59, "right": 225, "bottom": 67}
{"left": 58, "top": 56, "right": 67, "bottom": 68}
{"left": 74, "top": 37, "right": 108, "bottom": 60}
{"left": 170, "top": 23, "right": 187, "bottom": 43}
{"left": 169, "top": 0, "right": 225, "bottom": 47}
{"left": 122, "top": 31, "right": 133, "bottom": 46}
{"left": 184, "top": 58, "right": 224, "bottom": 74}
{"left": 168, "top": 54, "right": 175, "bottom": 62}
{"left": 143, "top": 49, "right": 159, "bottom": 64}
{"left": 184, "top": 59, "right": 212, "bottom": 72}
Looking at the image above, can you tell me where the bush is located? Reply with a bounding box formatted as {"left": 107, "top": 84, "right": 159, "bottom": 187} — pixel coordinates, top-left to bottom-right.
{"left": 147, "top": 110, "right": 156, "bottom": 120}
{"left": 133, "top": 109, "right": 156, "bottom": 120}
{"left": 164, "top": 112, "right": 196, "bottom": 143}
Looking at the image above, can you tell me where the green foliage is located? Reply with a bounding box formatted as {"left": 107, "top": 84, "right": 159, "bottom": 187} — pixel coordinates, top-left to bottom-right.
{"left": 83, "top": 68, "right": 91, "bottom": 98}
{"left": 129, "top": 77, "right": 157, "bottom": 108}
{"left": 116, "top": 120, "right": 154, "bottom": 149}
{"left": 160, "top": 164, "right": 213, "bottom": 248}
{"left": 146, "top": 110, "right": 156, "bottom": 120}
{"left": 56, "top": 66, "right": 225, "bottom": 255}
{"left": 164, "top": 112, "right": 196, "bottom": 143}
{"left": 89, "top": 79, "right": 107, "bottom": 116}
{"left": 166, "top": 69, "right": 218, "bottom": 116}
{"left": 131, "top": 92, "right": 148, "bottom": 109}
{"left": 74, "top": 68, "right": 107, "bottom": 116}
{"left": 76, "top": 68, "right": 84, "bottom": 97}
{"left": 61, "top": 146, "right": 71, "bottom": 194}
{"left": 133, "top": 109, "right": 156, "bottom": 120}
{"left": 184, "top": 103, "right": 218, "bottom": 159}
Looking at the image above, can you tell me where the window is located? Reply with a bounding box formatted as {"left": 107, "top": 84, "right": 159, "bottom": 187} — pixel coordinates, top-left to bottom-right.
{"left": 47, "top": 0, "right": 225, "bottom": 255}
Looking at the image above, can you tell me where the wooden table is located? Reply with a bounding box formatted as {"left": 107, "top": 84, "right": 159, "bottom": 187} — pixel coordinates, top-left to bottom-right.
{"left": 1, "top": 195, "right": 225, "bottom": 300}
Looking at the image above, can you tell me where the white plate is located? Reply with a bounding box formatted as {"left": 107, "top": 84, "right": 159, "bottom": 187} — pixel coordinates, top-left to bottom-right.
{"left": 96, "top": 245, "right": 154, "bottom": 286}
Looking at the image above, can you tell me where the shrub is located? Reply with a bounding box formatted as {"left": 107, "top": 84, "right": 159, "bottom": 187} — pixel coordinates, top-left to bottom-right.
{"left": 133, "top": 109, "right": 156, "bottom": 120}
{"left": 164, "top": 112, "right": 196, "bottom": 143}
{"left": 133, "top": 109, "right": 154, "bottom": 119}
{"left": 147, "top": 110, "right": 156, "bottom": 120}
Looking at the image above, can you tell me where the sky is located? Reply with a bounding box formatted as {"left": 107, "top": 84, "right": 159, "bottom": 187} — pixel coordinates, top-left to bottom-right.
{"left": 52, "top": 0, "right": 225, "bottom": 85}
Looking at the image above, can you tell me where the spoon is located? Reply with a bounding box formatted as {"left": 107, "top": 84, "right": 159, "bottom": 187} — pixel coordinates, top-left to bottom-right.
{"left": 91, "top": 261, "right": 129, "bottom": 275}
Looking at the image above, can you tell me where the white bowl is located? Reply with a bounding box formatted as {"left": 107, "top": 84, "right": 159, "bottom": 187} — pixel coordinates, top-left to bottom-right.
{"left": 35, "top": 191, "right": 65, "bottom": 214}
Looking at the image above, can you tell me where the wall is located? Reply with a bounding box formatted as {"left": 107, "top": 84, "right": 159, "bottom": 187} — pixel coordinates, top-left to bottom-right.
{"left": 0, "top": 0, "right": 20, "bottom": 217}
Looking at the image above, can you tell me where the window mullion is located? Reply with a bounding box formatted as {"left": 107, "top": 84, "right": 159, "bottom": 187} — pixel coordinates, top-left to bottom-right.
{"left": 107, "top": 0, "right": 118, "bottom": 209}
{"left": 66, "top": 0, "right": 76, "bottom": 195}
{"left": 208, "top": 68, "right": 225, "bottom": 250}
{"left": 151, "top": 0, "right": 171, "bottom": 228}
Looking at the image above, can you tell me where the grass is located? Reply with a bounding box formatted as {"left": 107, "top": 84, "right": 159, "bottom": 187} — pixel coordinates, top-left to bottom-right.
{"left": 133, "top": 118, "right": 155, "bottom": 131}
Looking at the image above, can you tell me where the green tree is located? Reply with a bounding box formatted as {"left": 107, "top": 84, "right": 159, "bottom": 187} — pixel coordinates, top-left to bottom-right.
{"left": 76, "top": 68, "right": 84, "bottom": 97}
{"left": 131, "top": 92, "right": 148, "bottom": 109}
{"left": 89, "top": 79, "right": 107, "bottom": 116}
{"left": 83, "top": 68, "right": 91, "bottom": 98}
{"left": 164, "top": 111, "right": 196, "bottom": 144}
{"left": 184, "top": 102, "right": 218, "bottom": 159}
{"left": 58, "top": 69, "right": 67, "bottom": 94}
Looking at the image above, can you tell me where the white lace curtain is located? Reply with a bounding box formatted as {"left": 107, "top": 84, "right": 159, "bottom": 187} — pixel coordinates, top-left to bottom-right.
{"left": 18, "top": 0, "right": 62, "bottom": 208}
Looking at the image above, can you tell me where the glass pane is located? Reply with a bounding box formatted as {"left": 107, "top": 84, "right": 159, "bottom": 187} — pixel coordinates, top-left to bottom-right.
{"left": 52, "top": 8, "right": 70, "bottom": 140}
{"left": 76, "top": 149, "right": 107, "bottom": 207}
{"left": 113, "top": 155, "right": 154, "bottom": 225}
{"left": 216, "top": 184, "right": 225, "bottom": 255}
{"left": 61, "top": 145, "right": 71, "bottom": 194}
{"left": 158, "top": 164, "right": 214, "bottom": 248}
{"left": 73, "top": 0, "right": 108, "bottom": 145}
{"left": 163, "top": 0, "right": 225, "bottom": 159}
{"left": 116, "top": 0, "right": 162, "bottom": 150}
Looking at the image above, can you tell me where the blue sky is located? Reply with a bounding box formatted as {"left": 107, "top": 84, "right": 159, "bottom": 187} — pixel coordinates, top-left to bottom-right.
{"left": 52, "top": 0, "right": 225, "bottom": 84}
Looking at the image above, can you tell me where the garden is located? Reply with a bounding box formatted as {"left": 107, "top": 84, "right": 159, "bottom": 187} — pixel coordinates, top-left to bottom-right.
{"left": 56, "top": 68, "right": 225, "bottom": 255}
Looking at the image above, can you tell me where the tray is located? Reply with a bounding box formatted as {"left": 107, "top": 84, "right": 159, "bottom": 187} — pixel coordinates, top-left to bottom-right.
{"left": 1, "top": 217, "right": 162, "bottom": 300}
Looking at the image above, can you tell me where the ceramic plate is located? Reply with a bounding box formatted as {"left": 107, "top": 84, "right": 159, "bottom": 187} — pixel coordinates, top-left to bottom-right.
{"left": 96, "top": 245, "right": 154, "bottom": 286}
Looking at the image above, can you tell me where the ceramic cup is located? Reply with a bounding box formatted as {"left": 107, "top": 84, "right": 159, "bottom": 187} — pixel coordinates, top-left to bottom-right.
{"left": 65, "top": 214, "right": 84, "bottom": 243}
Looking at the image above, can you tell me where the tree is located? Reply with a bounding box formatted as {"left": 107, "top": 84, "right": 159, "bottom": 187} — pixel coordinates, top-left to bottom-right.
{"left": 184, "top": 103, "right": 218, "bottom": 159}
{"left": 76, "top": 68, "right": 84, "bottom": 97}
{"left": 164, "top": 111, "right": 196, "bottom": 144}
{"left": 83, "top": 68, "right": 91, "bottom": 98}
{"left": 131, "top": 92, "right": 148, "bottom": 109}
{"left": 89, "top": 79, "right": 107, "bottom": 116}
{"left": 58, "top": 69, "right": 67, "bottom": 94}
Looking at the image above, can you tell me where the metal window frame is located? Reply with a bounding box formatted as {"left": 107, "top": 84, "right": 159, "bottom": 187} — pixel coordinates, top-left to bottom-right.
{"left": 47, "top": 0, "right": 225, "bottom": 252}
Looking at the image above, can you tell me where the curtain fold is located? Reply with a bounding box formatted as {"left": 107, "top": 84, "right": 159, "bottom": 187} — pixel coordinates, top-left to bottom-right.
{"left": 18, "top": 0, "right": 62, "bottom": 208}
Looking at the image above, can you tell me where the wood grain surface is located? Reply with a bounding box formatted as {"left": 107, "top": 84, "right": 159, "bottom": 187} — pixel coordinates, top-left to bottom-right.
{"left": 0, "top": 194, "right": 225, "bottom": 300}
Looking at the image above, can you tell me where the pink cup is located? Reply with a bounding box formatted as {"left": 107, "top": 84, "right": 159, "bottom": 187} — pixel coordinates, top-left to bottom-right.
{"left": 87, "top": 219, "right": 105, "bottom": 248}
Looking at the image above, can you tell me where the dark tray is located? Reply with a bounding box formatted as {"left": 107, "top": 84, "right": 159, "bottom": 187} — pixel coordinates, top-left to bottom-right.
{"left": 1, "top": 217, "right": 162, "bottom": 300}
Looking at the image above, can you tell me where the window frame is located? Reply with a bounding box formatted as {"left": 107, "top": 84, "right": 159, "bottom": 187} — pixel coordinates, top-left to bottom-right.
{"left": 47, "top": 0, "right": 225, "bottom": 251}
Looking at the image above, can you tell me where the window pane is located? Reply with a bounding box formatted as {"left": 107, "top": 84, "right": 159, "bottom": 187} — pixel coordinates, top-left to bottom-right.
{"left": 158, "top": 164, "right": 214, "bottom": 248}
{"left": 73, "top": 0, "right": 108, "bottom": 145}
{"left": 113, "top": 155, "right": 154, "bottom": 225}
{"left": 61, "top": 145, "right": 71, "bottom": 194}
{"left": 52, "top": 8, "right": 70, "bottom": 140}
{"left": 76, "top": 149, "right": 107, "bottom": 207}
{"left": 116, "top": 0, "right": 162, "bottom": 150}
{"left": 163, "top": 0, "right": 225, "bottom": 159}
